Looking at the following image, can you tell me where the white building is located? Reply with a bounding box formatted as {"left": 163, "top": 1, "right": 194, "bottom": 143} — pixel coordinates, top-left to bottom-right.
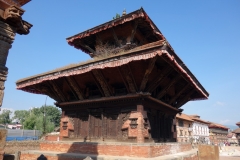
{"left": 190, "top": 115, "right": 210, "bottom": 144}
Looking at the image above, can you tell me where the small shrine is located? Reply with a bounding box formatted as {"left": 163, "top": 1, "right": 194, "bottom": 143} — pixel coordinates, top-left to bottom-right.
{"left": 16, "top": 8, "right": 208, "bottom": 143}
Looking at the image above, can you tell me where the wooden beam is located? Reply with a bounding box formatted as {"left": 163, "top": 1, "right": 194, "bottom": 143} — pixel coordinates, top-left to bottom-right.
{"left": 111, "top": 28, "right": 121, "bottom": 46}
{"left": 92, "top": 70, "right": 112, "bottom": 97}
{"left": 139, "top": 32, "right": 152, "bottom": 45}
{"left": 156, "top": 74, "right": 182, "bottom": 99}
{"left": 66, "top": 77, "right": 84, "bottom": 100}
{"left": 168, "top": 84, "right": 190, "bottom": 105}
{"left": 130, "top": 20, "right": 139, "bottom": 43}
{"left": 79, "top": 42, "right": 96, "bottom": 54}
{"left": 90, "top": 71, "right": 106, "bottom": 97}
{"left": 139, "top": 57, "right": 157, "bottom": 91}
{"left": 174, "top": 89, "right": 195, "bottom": 108}
{"left": 43, "top": 83, "right": 62, "bottom": 102}
{"left": 146, "top": 67, "right": 173, "bottom": 92}
{"left": 63, "top": 77, "right": 79, "bottom": 100}
{"left": 48, "top": 81, "right": 67, "bottom": 102}
{"left": 117, "top": 67, "right": 130, "bottom": 93}
{"left": 120, "top": 65, "right": 137, "bottom": 93}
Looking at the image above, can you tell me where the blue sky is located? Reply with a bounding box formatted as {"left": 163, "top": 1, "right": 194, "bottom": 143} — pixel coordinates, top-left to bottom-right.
{"left": 1, "top": 0, "right": 240, "bottom": 126}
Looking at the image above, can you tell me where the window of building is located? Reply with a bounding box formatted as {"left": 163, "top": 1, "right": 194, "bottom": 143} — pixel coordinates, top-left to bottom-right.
{"left": 178, "top": 120, "right": 184, "bottom": 127}
{"left": 180, "top": 130, "right": 183, "bottom": 136}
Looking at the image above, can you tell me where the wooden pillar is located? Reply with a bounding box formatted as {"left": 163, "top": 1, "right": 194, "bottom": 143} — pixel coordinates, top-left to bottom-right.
{"left": 0, "top": 4, "right": 32, "bottom": 109}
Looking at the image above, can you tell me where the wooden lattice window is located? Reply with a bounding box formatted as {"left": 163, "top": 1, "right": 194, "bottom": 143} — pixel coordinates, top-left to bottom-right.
{"left": 62, "top": 122, "right": 68, "bottom": 130}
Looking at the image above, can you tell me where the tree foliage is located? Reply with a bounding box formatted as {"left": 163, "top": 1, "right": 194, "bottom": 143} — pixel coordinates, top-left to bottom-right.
{"left": 113, "top": 13, "right": 121, "bottom": 19}
{"left": 14, "top": 105, "right": 61, "bottom": 133}
{"left": 0, "top": 109, "right": 12, "bottom": 124}
{"left": 13, "top": 110, "right": 29, "bottom": 124}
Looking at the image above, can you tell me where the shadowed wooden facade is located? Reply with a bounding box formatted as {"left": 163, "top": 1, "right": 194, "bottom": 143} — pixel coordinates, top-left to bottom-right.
{"left": 16, "top": 8, "right": 208, "bottom": 143}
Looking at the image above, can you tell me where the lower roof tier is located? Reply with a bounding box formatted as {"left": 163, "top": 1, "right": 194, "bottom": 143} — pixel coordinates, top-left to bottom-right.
{"left": 16, "top": 41, "right": 209, "bottom": 109}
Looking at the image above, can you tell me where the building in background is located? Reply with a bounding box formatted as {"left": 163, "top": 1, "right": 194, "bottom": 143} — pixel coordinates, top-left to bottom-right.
{"left": 190, "top": 115, "right": 210, "bottom": 144}
{"left": 232, "top": 122, "right": 240, "bottom": 145}
{"left": 208, "top": 122, "right": 229, "bottom": 145}
{"left": 176, "top": 113, "right": 193, "bottom": 143}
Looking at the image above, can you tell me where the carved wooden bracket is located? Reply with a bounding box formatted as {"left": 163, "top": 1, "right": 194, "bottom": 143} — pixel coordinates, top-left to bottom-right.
{"left": 92, "top": 70, "right": 112, "bottom": 97}
{"left": 169, "top": 84, "right": 190, "bottom": 105}
{"left": 119, "top": 65, "right": 137, "bottom": 93}
{"left": 146, "top": 67, "right": 172, "bottom": 92}
{"left": 66, "top": 76, "right": 84, "bottom": 100}
{"left": 0, "top": 5, "right": 32, "bottom": 35}
{"left": 140, "top": 56, "right": 157, "bottom": 91}
{"left": 156, "top": 74, "right": 182, "bottom": 99}
{"left": 49, "top": 81, "right": 67, "bottom": 102}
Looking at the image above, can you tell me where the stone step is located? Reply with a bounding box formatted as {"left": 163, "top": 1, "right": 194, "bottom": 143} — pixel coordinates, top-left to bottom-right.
{"left": 20, "top": 149, "right": 198, "bottom": 160}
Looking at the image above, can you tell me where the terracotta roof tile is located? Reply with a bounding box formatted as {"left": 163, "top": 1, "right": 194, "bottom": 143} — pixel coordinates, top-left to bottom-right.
{"left": 208, "top": 122, "right": 229, "bottom": 130}
{"left": 233, "top": 128, "right": 240, "bottom": 134}
{"left": 176, "top": 113, "right": 193, "bottom": 122}
{"left": 189, "top": 115, "right": 210, "bottom": 124}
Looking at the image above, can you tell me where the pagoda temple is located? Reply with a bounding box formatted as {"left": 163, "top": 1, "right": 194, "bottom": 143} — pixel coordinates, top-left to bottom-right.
{"left": 16, "top": 8, "right": 208, "bottom": 143}
{"left": 0, "top": 0, "right": 32, "bottom": 108}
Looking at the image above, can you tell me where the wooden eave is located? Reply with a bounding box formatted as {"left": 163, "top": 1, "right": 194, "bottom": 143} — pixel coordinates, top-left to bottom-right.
{"left": 16, "top": 41, "right": 209, "bottom": 108}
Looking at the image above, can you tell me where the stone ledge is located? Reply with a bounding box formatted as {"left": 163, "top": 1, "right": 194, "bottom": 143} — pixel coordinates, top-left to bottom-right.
{"left": 20, "top": 149, "right": 198, "bottom": 160}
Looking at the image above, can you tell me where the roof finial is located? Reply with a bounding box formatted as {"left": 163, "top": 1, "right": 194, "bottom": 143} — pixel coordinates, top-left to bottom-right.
{"left": 122, "top": 9, "right": 126, "bottom": 16}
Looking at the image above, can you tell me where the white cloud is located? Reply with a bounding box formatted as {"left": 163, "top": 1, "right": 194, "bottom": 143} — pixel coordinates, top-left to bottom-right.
{"left": 219, "top": 119, "right": 230, "bottom": 125}
{"left": 213, "top": 101, "right": 225, "bottom": 107}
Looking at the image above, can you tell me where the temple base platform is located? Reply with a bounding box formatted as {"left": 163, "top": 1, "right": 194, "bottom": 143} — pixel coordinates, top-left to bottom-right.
{"left": 19, "top": 141, "right": 198, "bottom": 160}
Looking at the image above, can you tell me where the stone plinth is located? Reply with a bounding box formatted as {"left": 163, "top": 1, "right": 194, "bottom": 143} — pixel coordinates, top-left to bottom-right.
{"left": 37, "top": 141, "right": 192, "bottom": 158}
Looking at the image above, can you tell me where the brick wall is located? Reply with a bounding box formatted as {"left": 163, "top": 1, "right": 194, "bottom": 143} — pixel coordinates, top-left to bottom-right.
{"left": 4, "top": 141, "right": 40, "bottom": 154}
{"left": 39, "top": 141, "right": 192, "bottom": 158}
{"left": 45, "top": 135, "right": 62, "bottom": 141}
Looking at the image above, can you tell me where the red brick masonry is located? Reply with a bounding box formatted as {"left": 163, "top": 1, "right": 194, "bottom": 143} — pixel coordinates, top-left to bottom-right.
{"left": 39, "top": 141, "right": 192, "bottom": 158}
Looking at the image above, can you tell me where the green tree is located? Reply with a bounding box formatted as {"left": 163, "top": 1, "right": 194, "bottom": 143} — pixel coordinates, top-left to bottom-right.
{"left": 39, "top": 105, "right": 61, "bottom": 127}
{"left": 13, "top": 110, "right": 29, "bottom": 124}
{"left": 24, "top": 113, "right": 55, "bottom": 133}
{"left": 113, "top": 13, "right": 121, "bottom": 19}
{"left": 22, "top": 105, "right": 61, "bottom": 133}
{"left": 23, "top": 114, "right": 37, "bottom": 130}
{"left": 0, "top": 109, "right": 12, "bottom": 124}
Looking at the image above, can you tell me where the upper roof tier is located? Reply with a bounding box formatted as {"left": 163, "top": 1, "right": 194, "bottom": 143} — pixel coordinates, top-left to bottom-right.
{"left": 66, "top": 8, "right": 167, "bottom": 58}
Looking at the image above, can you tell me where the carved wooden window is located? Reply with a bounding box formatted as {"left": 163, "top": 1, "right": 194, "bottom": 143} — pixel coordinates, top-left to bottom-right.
{"left": 62, "top": 122, "right": 68, "bottom": 130}
{"left": 129, "top": 118, "right": 138, "bottom": 129}
{"left": 144, "top": 118, "right": 148, "bottom": 129}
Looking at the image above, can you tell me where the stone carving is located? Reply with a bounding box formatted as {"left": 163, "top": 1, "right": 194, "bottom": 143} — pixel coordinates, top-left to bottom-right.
{"left": 0, "top": 40, "right": 11, "bottom": 66}
{"left": 0, "top": 68, "right": 7, "bottom": 107}
{"left": 1, "top": 5, "right": 32, "bottom": 35}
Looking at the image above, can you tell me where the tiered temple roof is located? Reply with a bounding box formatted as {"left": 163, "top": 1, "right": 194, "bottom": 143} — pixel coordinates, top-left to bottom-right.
{"left": 16, "top": 8, "right": 209, "bottom": 109}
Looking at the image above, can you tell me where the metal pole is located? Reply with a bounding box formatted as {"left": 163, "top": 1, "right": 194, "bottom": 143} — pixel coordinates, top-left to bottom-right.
{"left": 43, "top": 96, "right": 47, "bottom": 134}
